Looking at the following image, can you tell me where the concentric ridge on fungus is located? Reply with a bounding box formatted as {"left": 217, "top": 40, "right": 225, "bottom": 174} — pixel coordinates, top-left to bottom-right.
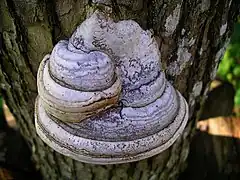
{"left": 35, "top": 10, "right": 189, "bottom": 164}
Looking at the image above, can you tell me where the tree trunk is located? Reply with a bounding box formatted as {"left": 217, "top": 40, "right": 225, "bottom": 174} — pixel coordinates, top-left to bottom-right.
{"left": 0, "top": 0, "right": 239, "bottom": 179}
{"left": 180, "top": 80, "right": 240, "bottom": 179}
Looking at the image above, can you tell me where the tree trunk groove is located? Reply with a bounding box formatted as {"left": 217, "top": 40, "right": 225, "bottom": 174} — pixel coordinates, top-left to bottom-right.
{"left": 0, "top": 0, "right": 239, "bottom": 179}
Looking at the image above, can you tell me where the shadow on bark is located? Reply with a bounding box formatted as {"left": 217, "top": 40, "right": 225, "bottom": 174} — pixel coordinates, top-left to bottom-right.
{"left": 199, "top": 81, "right": 235, "bottom": 120}
{"left": 0, "top": 99, "right": 42, "bottom": 180}
{"left": 180, "top": 81, "right": 240, "bottom": 180}
{"left": 180, "top": 129, "right": 240, "bottom": 180}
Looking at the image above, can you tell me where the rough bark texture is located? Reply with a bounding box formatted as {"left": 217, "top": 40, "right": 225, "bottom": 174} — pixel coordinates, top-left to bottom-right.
{"left": 0, "top": 0, "right": 239, "bottom": 179}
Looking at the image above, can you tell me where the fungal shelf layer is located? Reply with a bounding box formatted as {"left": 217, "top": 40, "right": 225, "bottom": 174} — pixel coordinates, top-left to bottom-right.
{"left": 34, "top": 11, "right": 189, "bottom": 164}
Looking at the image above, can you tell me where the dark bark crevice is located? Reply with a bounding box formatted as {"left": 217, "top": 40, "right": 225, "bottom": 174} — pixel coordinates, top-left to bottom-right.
{"left": 5, "top": 0, "right": 36, "bottom": 77}
{"left": 44, "top": 0, "right": 63, "bottom": 43}
{"left": 110, "top": 0, "right": 122, "bottom": 19}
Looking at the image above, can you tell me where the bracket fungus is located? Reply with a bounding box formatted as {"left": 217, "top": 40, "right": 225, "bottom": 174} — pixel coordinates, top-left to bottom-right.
{"left": 35, "top": 11, "right": 189, "bottom": 164}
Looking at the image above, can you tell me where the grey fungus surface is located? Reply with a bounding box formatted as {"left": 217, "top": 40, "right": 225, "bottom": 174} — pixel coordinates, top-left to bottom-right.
{"left": 35, "top": 10, "right": 189, "bottom": 164}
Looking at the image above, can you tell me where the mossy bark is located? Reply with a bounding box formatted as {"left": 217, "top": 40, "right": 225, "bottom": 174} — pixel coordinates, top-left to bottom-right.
{"left": 0, "top": 0, "right": 239, "bottom": 179}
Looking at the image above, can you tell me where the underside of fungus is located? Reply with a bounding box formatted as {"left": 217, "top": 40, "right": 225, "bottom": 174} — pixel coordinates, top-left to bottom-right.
{"left": 34, "top": 10, "right": 189, "bottom": 164}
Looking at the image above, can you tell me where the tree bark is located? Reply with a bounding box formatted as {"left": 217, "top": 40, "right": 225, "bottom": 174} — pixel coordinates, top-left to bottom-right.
{"left": 180, "top": 81, "right": 239, "bottom": 179}
{"left": 0, "top": 0, "right": 239, "bottom": 179}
